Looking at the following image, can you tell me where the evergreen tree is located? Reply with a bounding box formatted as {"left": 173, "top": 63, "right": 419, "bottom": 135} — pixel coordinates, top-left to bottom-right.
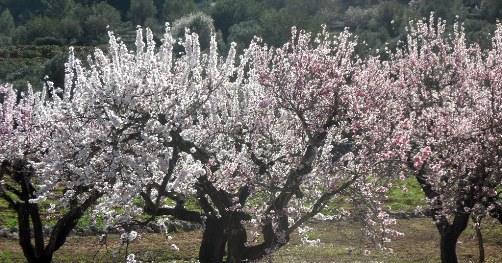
{"left": 0, "top": 8, "right": 15, "bottom": 44}
{"left": 128, "top": 0, "right": 157, "bottom": 26}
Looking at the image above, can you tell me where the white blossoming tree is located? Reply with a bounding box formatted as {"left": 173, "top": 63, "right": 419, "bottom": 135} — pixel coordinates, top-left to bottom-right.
{"left": 0, "top": 24, "right": 242, "bottom": 263}
{"left": 0, "top": 82, "right": 105, "bottom": 263}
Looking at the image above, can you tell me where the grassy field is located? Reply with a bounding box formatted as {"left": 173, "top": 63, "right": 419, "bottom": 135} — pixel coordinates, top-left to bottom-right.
{"left": 0, "top": 217, "right": 501, "bottom": 262}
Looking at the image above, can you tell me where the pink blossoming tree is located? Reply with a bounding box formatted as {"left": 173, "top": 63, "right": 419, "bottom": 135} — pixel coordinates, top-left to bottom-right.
{"left": 382, "top": 15, "right": 502, "bottom": 262}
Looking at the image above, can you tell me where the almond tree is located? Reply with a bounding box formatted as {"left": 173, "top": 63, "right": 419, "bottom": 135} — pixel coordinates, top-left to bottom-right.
{"left": 385, "top": 15, "right": 502, "bottom": 263}
{"left": 0, "top": 24, "right": 239, "bottom": 263}
{"left": 167, "top": 27, "right": 407, "bottom": 262}
{"left": 0, "top": 82, "right": 105, "bottom": 263}
{"left": 60, "top": 25, "right": 250, "bottom": 262}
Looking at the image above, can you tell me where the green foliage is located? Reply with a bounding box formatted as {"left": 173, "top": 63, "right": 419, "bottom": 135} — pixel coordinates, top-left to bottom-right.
{"left": 59, "top": 18, "right": 82, "bottom": 45}
{"left": 464, "top": 18, "right": 496, "bottom": 50}
{"left": 482, "top": 0, "right": 502, "bottom": 22}
{"left": 0, "top": 0, "right": 501, "bottom": 94}
{"left": 344, "top": 5, "right": 377, "bottom": 30}
{"left": 172, "top": 12, "right": 215, "bottom": 51}
{"left": 210, "top": 0, "right": 263, "bottom": 40}
{"left": 259, "top": 8, "right": 321, "bottom": 47}
{"left": 129, "top": 0, "right": 157, "bottom": 26}
{"left": 228, "top": 20, "right": 262, "bottom": 51}
{"left": 42, "top": 52, "right": 67, "bottom": 88}
{"left": 83, "top": 2, "right": 123, "bottom": 44}
{"left": 284, "top": 0, "right": 327, "bottom": 16}
{"left": 0, "top": 9, "right": 15, "bottom": 41}
{"left": 42, "top": 0, "right": 75, "bottom": 19}
{"left": 0, "top": 45, "right": 93, "bottom": 92}
{"left": 21, "top": 16, "right": 60, "bottom": 45}
{"left": 162, "top": 0, "right": 197, "bottom": 21}
{"left": 0, "top": 0, "right": 500, "bottom": 50}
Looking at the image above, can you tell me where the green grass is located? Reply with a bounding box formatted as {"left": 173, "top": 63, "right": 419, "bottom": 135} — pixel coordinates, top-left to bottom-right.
{"left": 0, "top": 252, "right": 18, "bottom": 263}
{"left": 386, "top": 178, "right": 428, "bottom": 212}
{"left": 0, "top": 199, "right": 18, "bottom": 228}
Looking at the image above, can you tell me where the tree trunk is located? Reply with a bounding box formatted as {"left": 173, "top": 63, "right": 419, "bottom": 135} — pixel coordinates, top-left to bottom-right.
{"left": 17, "top": 204, "right": 53, "bottom": 263}
{"left": 475, "top": 226, "right": 485, "bottom": 263}
{"left": 30, "top": 254, "right": 53, "bottom": 263}
{"left": 472, "top": 216, "right": 484, "bottom": 263}
{"left": 439, "top": 230, "right": 461, "bottom": 263}
{"left": 199, "top": 217, "right": 226, "bottom": 263}
{"left": 225, "top": 218, "right": 248, "bottom": 263}
{"left": 437, "top": 213, "right": 470, "bottom": 263}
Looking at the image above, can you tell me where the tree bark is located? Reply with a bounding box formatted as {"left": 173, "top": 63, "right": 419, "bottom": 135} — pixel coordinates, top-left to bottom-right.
{"left": 439, "top": 230, "right": 461, "bottom": 263}
{"left": 475, "top": 226, "right": 485, "bottom": 263}
{"left": 225, "top": 216, "right": 248, "bottom": 263}
{"left": 472, "top": 215, "right": 485, "bottom": 263}
{"left": 199, "top": 217, "right": 226, "bottom": 263}
{"left": 17, "top": 204, "right": 54, "bottom": 263}
{"left": 436, "top": 212, "right": 470, "bottom": 263}
{"left": 4, "top": 158, "right": 103, "bottom": 263}
{"left": 30, "top": 254, "right": 53, "bottom": 263}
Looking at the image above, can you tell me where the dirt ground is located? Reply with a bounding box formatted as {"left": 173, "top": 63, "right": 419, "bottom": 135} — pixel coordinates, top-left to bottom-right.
{"left": 0, "top": 218, "right": 501, "bottom": 262}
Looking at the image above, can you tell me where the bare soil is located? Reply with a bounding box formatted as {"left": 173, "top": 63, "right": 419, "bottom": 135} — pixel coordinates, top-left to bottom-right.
{"left": 0, "top": 218, "right": 501, "bottom": 262}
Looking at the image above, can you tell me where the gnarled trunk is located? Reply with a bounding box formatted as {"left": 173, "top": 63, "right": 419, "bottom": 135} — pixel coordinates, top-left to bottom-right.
{"left": 199, "top": 217, "right": 226, "bottom": 263}
{"left": 225, "top": 217, "right": 248, "bottom": 263}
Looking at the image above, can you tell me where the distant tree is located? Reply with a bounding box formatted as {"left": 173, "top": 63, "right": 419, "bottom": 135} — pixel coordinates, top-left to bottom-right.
{"left": 105, "top": 0, "right": 131, "bottom": 18}
{"left": 417, "top": 0, "right": 467, "bottom": 21}
{"left": 335, "top": 0, "right": 379, "bottom": 10}
{"left": 0, "top": 8, "right": 15, "bottom": 45}
{"left": 0, "top": 0, "right": 45, "bottom": 24}
{"left": 284, "top": 0, "right": 326, "bottom": 16}
{"left": 263, "top": 0, "right": 286, "bottom": 9}
{"left": 464, "top": 18, "right": 496, "bottom": 50}
{"left": 42, "top": 53, "right": 67, "bottom": 89}
{"left": 128, "top": 0, "right": 157, "bottom": 26}
{"left": 41, "top": 0, "right": 75, "bottom": 19}
{"left": 259, "top": 8, "right": 321, "bottom": 47}
{"left": 228, "top": 20, "right": 262, "bottom": 51}
{"left": 210, "top": 0, "right": 262, "bottom": 40}
{"left": 482, "top": 0, "right": 502, "bottom": 22}
{"left": 162, "top": 0, "right": 197, "bottom": 21}
{"left": 172, "top": 12, "right": 215, "bottom": 51}
{"left": 83, "top": 2, "right": 122, "bottom": 44}
{"left": 144, "top": 16, "right": 163, "bottom": 35}
{"left": 22, "top": 16, "right": 60, "bottom": 44}
{"left": 59, "top": 17, "right": 82, "bottom": 44}
{"left": 344, "top": 5, "right": 376, "bottom": 30}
